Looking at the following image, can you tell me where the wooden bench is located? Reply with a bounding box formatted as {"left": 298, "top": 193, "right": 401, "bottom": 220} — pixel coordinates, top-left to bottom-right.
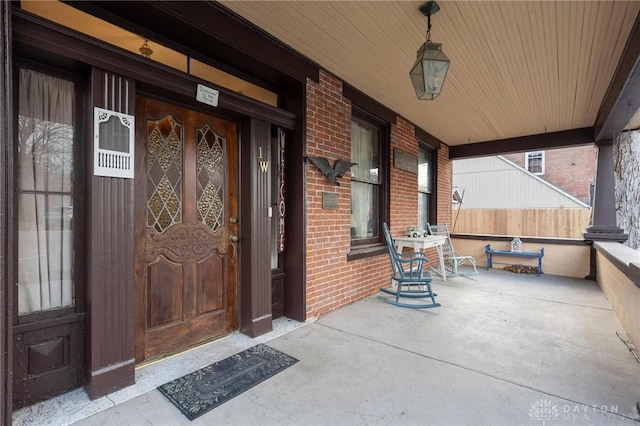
{"left": 485, "top": 244, "right": 544, "bottom": 276}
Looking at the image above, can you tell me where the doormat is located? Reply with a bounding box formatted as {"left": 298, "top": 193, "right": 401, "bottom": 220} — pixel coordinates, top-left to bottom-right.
{"left": 157, "top": 344, "right": 298, "bottom": 421}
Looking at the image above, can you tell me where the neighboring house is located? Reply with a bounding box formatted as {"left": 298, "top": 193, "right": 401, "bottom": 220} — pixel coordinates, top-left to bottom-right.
{"left": 453, "top": 156, "right": 591, "bottom": 209}
{"left": 502, "top": 145, "right": 597, "bottom": 205}
{"left": 452, "top": 156, "right": 591, "bottom": 238}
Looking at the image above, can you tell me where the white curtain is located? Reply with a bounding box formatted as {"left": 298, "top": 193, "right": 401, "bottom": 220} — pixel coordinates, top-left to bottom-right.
{"left": 351, "top": 120, "right": 378, "bottom": 239}
{"left": 418, "top": 149, "right": 433, "bottom": 228}
{"left": 18, "top": 69, "right": 75, "bottom": 314}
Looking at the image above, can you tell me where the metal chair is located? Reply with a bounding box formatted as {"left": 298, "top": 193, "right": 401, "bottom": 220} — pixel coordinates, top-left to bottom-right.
{"left": 378, "top": 223, "right": 440, "bottom": 309}
{"left": 427, "top": 223, "right": 479, "bottom": 277}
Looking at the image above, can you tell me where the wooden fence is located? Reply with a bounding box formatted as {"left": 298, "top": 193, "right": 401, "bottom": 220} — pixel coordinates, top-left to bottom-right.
{"left": 451, "top": 208, "right": 591, "bottom": 239}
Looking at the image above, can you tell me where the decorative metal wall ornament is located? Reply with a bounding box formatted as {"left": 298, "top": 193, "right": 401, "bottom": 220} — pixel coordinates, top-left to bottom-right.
{"left": 409, "top": 1, "right": 450, "bottom": 100}
{"left": 306, "top": 156, "right": 357, "bottom": 186}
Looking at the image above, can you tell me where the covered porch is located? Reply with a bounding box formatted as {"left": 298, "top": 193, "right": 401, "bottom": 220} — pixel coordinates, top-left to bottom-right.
{"left": 3, "top": 1, "right": 640, "bottom": 422}
{"left": 17, "top": 267, "right": 640, "bottom": 425}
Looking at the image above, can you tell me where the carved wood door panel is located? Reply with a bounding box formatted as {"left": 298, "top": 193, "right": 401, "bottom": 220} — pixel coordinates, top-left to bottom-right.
{"left": 135, "top": 98, "right": 238, "bottom": 363}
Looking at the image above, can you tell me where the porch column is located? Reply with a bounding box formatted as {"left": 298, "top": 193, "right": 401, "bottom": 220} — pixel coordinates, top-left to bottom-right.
{"left": 239, "top": 118, "right": 273, "bottom": 337}
{"left": 85, "top": 69, "right": 135, "bottom": 398}
{"left": 583, "top": 140, "right": 628, "bottom": 242}
{"left": 0, "top": 1, "right": 12, "bottom": 422}
{"left": 583, "top": 140, "right": 628, "bottom": 280}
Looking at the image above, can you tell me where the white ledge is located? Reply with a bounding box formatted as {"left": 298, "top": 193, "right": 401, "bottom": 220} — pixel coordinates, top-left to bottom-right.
{"left": 594, "top": 241, "right": 640, "bottom": 287}
{"left": 594, "top": 241, "right": 640, "bottom": 265}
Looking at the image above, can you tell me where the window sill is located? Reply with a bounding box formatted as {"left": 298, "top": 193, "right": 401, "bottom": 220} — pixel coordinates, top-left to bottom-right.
{"left": 347, "top": 244, "right": 387, "bottom": 261}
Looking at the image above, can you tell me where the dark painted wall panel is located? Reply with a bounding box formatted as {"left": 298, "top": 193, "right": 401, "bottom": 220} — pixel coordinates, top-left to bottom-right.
{"left": 1, "top": 1, "right": 13, "bottom": 421}
{"left": 282, "top": 83, "right": 306, "bottom": 322}
{"left": 86, "top": 69, "right": 135, "bottom": 398}
{"left": 240, "top": 118, "right": 273, "bottom": 336}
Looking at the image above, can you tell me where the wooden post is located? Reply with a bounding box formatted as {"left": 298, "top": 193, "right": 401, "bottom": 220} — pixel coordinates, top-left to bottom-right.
{"left": 0, "top": 2, "right": 12, "bottom": 422}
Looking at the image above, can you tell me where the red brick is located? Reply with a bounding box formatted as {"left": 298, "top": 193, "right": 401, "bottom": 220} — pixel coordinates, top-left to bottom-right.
{"left": 304, "top": 70, "right": 452, "bottom": 319}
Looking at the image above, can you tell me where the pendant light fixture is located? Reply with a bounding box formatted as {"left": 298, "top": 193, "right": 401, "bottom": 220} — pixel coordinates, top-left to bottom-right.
{"left": 409, "top": 1, "right": 450, "bottom": 100}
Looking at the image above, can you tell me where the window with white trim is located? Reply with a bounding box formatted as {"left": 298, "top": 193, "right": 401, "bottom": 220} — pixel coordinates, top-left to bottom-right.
{"left": 526, "top": 151, "right": 545, "bottom": 175}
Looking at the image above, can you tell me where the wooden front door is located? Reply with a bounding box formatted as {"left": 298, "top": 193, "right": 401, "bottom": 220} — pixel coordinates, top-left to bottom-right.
{"left": 135, "top": 97, "right": 238, "bottom": 363}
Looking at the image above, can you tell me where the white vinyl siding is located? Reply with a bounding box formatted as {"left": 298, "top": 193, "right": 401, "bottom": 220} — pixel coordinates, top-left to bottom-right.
{"left": 453, "top": 156, "right": 589, "bottom": 209}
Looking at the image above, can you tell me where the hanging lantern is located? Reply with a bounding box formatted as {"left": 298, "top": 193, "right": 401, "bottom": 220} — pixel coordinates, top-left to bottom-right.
{"left": 409, "top": 1, "right": 450, "bottom": 100}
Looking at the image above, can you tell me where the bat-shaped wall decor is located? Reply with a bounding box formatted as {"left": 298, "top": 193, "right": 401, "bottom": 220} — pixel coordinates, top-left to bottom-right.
{"left": 306, "top": 156, "right": 357, "bottom": 186}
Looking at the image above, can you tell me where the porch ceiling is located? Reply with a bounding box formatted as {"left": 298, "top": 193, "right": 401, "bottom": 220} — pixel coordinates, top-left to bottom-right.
{"left": 220, "top": 1, "right": 640, "bottom": 149}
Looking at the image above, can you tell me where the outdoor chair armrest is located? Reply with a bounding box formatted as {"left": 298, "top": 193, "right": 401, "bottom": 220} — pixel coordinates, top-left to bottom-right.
{"left": 396, "top": 255, "right": 428, "bottom": 275}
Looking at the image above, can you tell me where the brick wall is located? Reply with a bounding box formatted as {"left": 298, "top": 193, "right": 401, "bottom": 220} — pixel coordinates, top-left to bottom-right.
{"left": 437, "top": 144, "right": 453, "bottom": 227}
{"left": 304, "top": 70, "right": 452, "bottom": 319}
{"left": 389, "top": 116, "right": 418, "bottom": 236}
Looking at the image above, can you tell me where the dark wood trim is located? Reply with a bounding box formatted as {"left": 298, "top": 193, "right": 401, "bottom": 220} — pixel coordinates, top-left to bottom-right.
{"left": 246, "top": 316, "right": 273, "bottom": 338}
{"left": 12, "top": 11, "right": 297, "bottom": 131}
{"left": 239, "top": 117, "right": 273, "bottom": 337}
{"left": 594, "top": 10, "right": 640, "bottom": 142}
{"left": 10, "top": 61, "right": 87, "bottom": 411}
{"left": 85, "top": 69, "right": 136, "bottom": 398}
{"left": 584, "top": 140, "right": 628, "bottom": 241}
{"left": 449, "top": 127, "right": 594, "bottom": 159}
{"left": 1, "top": 1, "right": 13, "bottom": 421}
{"left": 86, "top": 359, "right": 135, "bottom": 400}
{"left": 13, "top": 313, "right": 84, "bottom": 334}
{"left": 271, "top": 269, "right": 285, "bottom": 319}
{"left": 133, "top": 95, "right": 146, "bottom": 364}
{"left": 350, "top": 106, "right": 391, "bottom": 248}
{"left": 346, "top": 246, "right": 388, "bottom": 261}
{"left": 415, "top": 126, "right": 442, "bottom": 150}
{"left": 594, "top": 138, "right": 613, "bottom": 147}
{"left": 629, "top": 263, "right": 640, "bottom": 288}
{"left": 451, "top": 233, "right": 589, "bottom": 246}
{"left": 418, "top": 141, "right": 438, "bottom": 223}
{"left": 586, "top": 244, "right": 597, "bottom": 281}
{"left": 343, "top": 84, "right": 397, "bottom": 125}
{"left": 433, "top": 147, "right": 439, "bottom": 223}
{"left": 62, "top": 1, "right": 320, "bottom": 86}
{"left": 12, "top": 62, "right": 88, "bottom": 328}
{"left": 281, "top": 84, "right": 306, "bottom": 322}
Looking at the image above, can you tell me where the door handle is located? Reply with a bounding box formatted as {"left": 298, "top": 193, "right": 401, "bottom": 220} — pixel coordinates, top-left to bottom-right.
{"left": 229, "top": 231, "right": 238, "bottom": 262}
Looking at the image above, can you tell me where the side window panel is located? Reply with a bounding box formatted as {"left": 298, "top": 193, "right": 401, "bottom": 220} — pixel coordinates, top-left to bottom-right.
{"left": 17, "top": 69, "right": 76, "bottom": 315}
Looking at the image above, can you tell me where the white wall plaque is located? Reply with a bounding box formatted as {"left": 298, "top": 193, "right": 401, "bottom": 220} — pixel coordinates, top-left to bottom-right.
{"left": 196, "top": 84, "right": 219, "bottom": 107}
{"left": 94, "top": 107, "right": 135, "bottom": 179}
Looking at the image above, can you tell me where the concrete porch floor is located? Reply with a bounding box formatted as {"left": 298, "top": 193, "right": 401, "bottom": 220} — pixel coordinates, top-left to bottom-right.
{"left": 15, "top": 268, "right": 640, "bottom": 425}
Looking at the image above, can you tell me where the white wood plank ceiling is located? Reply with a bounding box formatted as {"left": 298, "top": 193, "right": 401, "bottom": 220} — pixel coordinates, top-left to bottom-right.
{"left": 221, "top": 1, "right": 640, "bottom": 146}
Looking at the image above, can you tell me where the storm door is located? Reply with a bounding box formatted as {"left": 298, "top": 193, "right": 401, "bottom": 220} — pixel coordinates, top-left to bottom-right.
{"left": 135, "top": 98, "right": 238, "bottom": 363}
{"left": 13, "top": 68, "right": 84, "bottom": 408}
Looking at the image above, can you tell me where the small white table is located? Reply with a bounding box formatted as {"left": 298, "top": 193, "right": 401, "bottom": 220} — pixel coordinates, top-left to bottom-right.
{"left": 393, "top": 235, "right": 448, "bottom": 281}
